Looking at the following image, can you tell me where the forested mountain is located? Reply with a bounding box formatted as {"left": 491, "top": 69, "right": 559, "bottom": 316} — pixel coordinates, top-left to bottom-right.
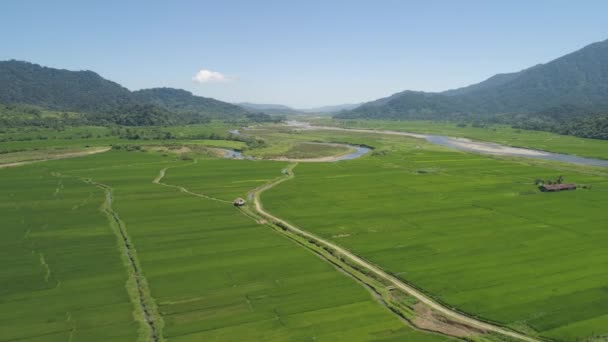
{"left": 0, "top": 60, "right": 134, "bottom": 113}
{"left": 0, "top": 61, "right": 252, "bottom": 126}
{"left": 338, "top": 39, "right": 608, "bottom": 120}
{"left": 134, "top": 88, "right": 247, "bottom": 122}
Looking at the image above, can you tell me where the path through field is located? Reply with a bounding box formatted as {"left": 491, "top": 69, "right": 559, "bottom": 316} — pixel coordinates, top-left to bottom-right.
{"left": 0, "top": 147, "right": 111, "bottom": 168}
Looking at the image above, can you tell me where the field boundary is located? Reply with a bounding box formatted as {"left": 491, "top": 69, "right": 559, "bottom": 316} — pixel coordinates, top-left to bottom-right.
{"left": 152, "top": 161, "right": 232, "bottom": 204}
{"left": 83, "top": 178, "right": 164, "bottom": 342}
{"left": 244, "top": 164, "right": 543, "bottom": 342}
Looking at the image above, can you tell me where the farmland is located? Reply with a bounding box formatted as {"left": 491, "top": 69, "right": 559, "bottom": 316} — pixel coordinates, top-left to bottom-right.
{"left": 2, "top": 121, "right": 608, "bottom": 341}
{"left": 261, "top": 126, "right": 608, "bottom": 341}
{"left": 0, "top": 147, "right": 455, "bottom": 341}
{"left": 5, "top": 7, "right": 608, "bottom": 342}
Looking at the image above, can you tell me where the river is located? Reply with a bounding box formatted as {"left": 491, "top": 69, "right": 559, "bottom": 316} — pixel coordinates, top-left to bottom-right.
{"left": 285, "top": 121, "right": 608, "bottom": 167}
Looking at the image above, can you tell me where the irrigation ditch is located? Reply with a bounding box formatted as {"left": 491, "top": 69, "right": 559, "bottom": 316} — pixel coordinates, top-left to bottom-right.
{"left": 84, "top": 178, "right": 164, "bottom": 342}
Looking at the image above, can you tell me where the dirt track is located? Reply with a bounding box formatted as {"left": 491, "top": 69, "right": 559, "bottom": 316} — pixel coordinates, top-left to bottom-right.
{"left": 249, "top": 164, "right": 540, "bottom": 342}
{"left": 153, "top": 163, "right": 231, "bottom": 204}
{"left": 0, "top": 147, "right": 111, "bottom": 169}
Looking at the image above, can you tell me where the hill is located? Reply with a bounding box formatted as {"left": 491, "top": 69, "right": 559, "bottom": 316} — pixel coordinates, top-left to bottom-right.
{"left": 0, "top": 60, "right": 251, "bottom": 126}
{"left": 300, "top": 103, "right": 361, "bottom": 114}
{"left": 238, "top": 102, "right": 304, "bottom": 115}
{"left": 238, "top": 102, "right": 361, "bottom": 115}
{"left": 338, "top": 39, "right": 608, "bottom": 121}
{"left": 0, "top": 60, "right": 134, "bottom": 113}
{"left": 134, "top": 88, "right": 247, "bottom": 122}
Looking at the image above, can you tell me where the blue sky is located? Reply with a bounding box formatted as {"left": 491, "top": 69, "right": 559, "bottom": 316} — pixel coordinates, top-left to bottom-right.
{"left": 2, "top": 1, "right": 607, "bottom": 107}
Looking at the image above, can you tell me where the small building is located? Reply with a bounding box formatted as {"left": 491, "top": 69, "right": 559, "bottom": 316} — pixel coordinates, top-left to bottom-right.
{"left": 233, "top": 198, "right": 246, "bottom": 206}
{"left": 539, "top": 183, "right": 577, "bottom": 192}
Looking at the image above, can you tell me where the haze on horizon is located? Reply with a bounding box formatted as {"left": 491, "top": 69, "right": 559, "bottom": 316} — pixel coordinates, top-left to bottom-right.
{"left": 1, "top": 0, "right": 607, "bottom": 108}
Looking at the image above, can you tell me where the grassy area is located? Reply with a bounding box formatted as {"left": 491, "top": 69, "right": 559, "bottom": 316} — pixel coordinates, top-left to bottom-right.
{"left": 184, "top": 139, "right": 247, "bottom": 149}
{"left": 0, "top": 122, "right": 244, "bottom": 153}
{"left": 313, "top": 119, "right": 608, "bottom": 160}
{"left": 0, "top": 149, "right": 455, "bottom": 341}
{"left": 282, "top": 143, "right": 354, "bottom": 159}
{"left": 246, "top": 141, "right": 354, "bottom": 159}
{"left": 262, "top": 128, "right": 608, "bottom": 341}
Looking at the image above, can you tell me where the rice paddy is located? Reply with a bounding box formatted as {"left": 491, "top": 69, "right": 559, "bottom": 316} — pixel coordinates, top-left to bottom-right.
{"left": 0, "top": 148, "right": 453, "bottom": 341}
{"left": 2, "top": 122, "right": 607, "bottom": 341}
{"left": 261, "top": 128, "right": 608, "bottom": 341}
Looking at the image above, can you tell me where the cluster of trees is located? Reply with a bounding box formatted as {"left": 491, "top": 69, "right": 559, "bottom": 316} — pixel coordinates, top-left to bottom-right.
{"left": 245, "top": 112, "right": 284, "bottom": 123}
{"left": 110, "top": 127, "right": 176, "bottom": 140}
{"left": 534, "top": 176, "right": 565, "bottom": 186}
{"left": 108, "top": 126, "right": 265, "bottom": 149}
{"left": 88, "top": 104, "right": 174, "bottom": 126}
{"left": 0, "top": 103, "right": 86, "bottom": 128}
{"left": 508, "top": 107, "right": 608, "bottom": 140}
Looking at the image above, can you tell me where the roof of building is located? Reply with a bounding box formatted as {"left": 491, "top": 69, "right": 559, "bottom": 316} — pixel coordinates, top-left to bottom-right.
{"left": 541, "top": 183, "right": 576, "bottom": 191}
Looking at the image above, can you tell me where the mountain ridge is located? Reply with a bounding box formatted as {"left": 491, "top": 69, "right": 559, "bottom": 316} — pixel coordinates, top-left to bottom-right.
{"left": 0, "top": 60, "right": 252, "bottom": 125}
{"left": 338, "top": 38, "right": 608, "bottom": 120}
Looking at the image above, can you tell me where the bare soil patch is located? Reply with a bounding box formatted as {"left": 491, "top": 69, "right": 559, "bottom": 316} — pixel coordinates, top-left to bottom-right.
{"left": 412, "top": 302, "right": 486, "bottom": 338}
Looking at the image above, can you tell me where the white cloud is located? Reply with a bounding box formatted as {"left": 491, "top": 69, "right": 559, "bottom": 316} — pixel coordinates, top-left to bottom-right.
{"left": 192, "top": 69, "right": 232, "bottom": 83}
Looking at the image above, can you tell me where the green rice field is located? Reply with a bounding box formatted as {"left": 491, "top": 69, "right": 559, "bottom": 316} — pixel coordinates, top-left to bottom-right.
{"left": 262, "top": 129, "right": 608, "bottom": 341}
{"left": 3, "top": 121, "right": 608, "bottom": 341}
{"left": 1, "top": 149, "right": 454, "bottom": 341}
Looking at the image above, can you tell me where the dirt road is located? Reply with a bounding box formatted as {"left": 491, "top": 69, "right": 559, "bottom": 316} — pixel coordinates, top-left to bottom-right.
{"left": 0, "top": 147, "right": 111, "bottom": 169}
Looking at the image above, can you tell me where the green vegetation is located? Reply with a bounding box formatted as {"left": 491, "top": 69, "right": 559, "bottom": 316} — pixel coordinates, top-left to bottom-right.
{"left": 279, "top": 143, "right": 353, "bottom": 159}
{"left": 261, "top": 127, "right": 608, "bottom": 341}
{"left": 132, "top": 87, "right": 247, "bottom": 121}
{"left": 2, "top": 116, "right": 607, "bottom": 341}
{"left": 246, "top": 141, "right": 354, "bottom": 159}
{"left": 1, "top": 147, "right": 457, "bottom": 341}
{"left": 0, "top": 161, "right": 139, "bottom": 341}
{"left": 0, "top": 122, "right": 252, "bottom": 157}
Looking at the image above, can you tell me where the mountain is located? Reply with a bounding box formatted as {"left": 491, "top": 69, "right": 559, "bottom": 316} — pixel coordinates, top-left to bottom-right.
{"left": 338, "top": 38, "right": 608, "bottom": 120}
{"left": 134, "top": 88, "right": 247, "bottom": 121}
{"left": 0, "top": 60, "right": 250, "bottom": 126}
{"left": 238, "top": 102, "right": 303, "bottom": 115}
{"left": 300, "top": 103, "right": 361, "bottom": 114}
{"left": 238, "top": 102, "right": 361, "bottom": 115}
{"left": 0, "top": 60, "right": 134, "bottom": 113}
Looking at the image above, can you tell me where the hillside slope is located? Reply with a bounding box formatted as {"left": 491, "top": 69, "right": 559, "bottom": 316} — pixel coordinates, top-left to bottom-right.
{"left": 0, "top": 60, "right": 134, "bottom": 113}
{"left": 134, "top": 88, "right": 247, "bottom": 121}
{"left": 339, "top": 39, "right": 608, "bottom": 119}
{"left": 0, "top": 61, "right": 249, "bottom": 125}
